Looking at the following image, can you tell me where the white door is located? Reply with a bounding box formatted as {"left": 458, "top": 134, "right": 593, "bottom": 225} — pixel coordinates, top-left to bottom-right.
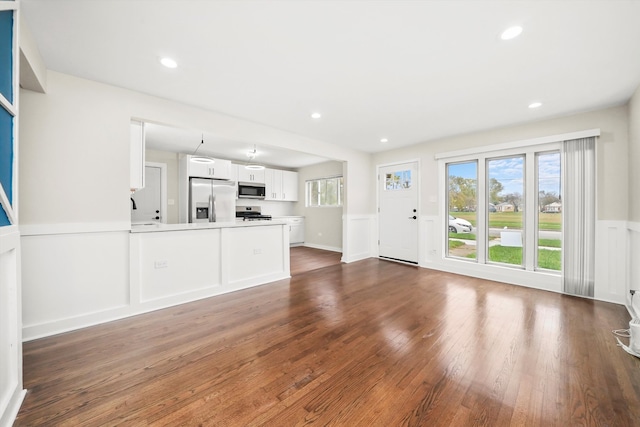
{"left": 378, "top": 162, "right": 419, "bottom": 263}
{"left": 131, "top": 165, "right": 163, "bottom": 224}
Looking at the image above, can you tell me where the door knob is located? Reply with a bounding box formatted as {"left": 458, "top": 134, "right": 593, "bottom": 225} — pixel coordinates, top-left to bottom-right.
{"left": 154, "top": 216, "right": 160, "bottom": 220}
{"left": 408, "top": 216, "right": 417, "bottom": 219}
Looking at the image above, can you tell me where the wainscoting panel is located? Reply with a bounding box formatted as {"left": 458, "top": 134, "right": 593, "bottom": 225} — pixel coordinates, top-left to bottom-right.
{"left": 342, "top": 215, "right": 375, "bottom": 263}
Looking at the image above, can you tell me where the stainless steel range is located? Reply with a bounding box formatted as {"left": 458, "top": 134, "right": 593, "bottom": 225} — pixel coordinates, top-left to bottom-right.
{"left": 235, "top": 206, "right": 272, "bottom": 221}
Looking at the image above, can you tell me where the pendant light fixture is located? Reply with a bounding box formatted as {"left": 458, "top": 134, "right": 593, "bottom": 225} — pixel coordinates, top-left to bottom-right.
{"left": 245, "top": 145, "right": 265, "bottom": 170}
{"left": 190, "top": 134, "right": 214, "bottom": 164}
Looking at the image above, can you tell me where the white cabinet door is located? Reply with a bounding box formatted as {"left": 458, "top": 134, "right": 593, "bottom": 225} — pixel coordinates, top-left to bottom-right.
{"left": 287, "top": 217, "right": 305, "bottom": 244}
{"left": 187, "top": 156, "right": 231, "bottom": 180}
{"left": 238, "top": 167, "right": 265, "bottom": 183}
{"left": 281, "top": 170, "right": 298, "bottom": 201}
{"left": 265, "top": 168, "right": 283, "bottom": 200}
{"left": 229, "top": 163, "right": 238, "bottom": 184}
{"left": 130, "top": 121, "right": 145, "bottom": 190}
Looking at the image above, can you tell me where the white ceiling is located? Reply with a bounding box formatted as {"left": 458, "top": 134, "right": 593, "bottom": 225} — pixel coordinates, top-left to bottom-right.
{"left": 20, "top": 0, "right": 640, "bottom": 167}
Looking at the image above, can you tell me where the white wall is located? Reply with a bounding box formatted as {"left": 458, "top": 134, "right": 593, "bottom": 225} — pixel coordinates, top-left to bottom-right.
{"left": 294, "top": 161, "right": 344, "bottom": 251}
{"left": 20, "top": 71, "right": 374, "bottom": 227}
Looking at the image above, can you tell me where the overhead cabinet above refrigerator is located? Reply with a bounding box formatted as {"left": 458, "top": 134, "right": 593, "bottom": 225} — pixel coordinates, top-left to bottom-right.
{"left": 181, "top": 154, "right": 231, "bottom": 180}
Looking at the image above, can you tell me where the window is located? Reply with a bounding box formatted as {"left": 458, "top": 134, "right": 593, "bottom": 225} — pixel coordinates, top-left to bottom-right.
{"left": 443, "top": 142, "right": 562, "bottom": 274}
{"left": 487, "top": 156, "right": 524, "bottom": 266}
{"left": 306, "top": 176, "right": 343, "bottom": 207}
{"left": 536, "top": 151, "right": 561, "bottom": 271}
{"left": 446, "top": 161, "right": 477, "bottom": 259}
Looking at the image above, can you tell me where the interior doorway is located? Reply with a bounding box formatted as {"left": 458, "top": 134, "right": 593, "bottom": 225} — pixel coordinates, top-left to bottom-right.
{"left": 131, "top": 163, "right": 167, "bottom": 224}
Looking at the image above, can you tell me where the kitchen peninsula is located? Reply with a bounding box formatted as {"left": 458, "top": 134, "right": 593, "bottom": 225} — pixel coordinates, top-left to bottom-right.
{"left": 130, "top": 220, "right": 290, "bottom": 319}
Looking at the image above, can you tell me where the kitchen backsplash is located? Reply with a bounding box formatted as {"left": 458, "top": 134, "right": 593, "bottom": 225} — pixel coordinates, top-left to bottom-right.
{"left": 236, "top": 198, "right": 296, "bottom": 217}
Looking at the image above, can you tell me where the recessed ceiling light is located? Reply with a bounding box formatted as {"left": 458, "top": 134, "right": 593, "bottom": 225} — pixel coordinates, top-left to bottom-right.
{"left": 528, "top": 102, "right": 542, "bottom": 109}
{"left": 310, "top": 112, "right": 322, "bottom": 119}
{"left": 380, "top": 138, "right": 389, "bottom": 143}
{"left": 160, "top": 57, "right": 178, "bottom": 68}
{"left": 501, "top": 26, "right": 523, "bottom": 40}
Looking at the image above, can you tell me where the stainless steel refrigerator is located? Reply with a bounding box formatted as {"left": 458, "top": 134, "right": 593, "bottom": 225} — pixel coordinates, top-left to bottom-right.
{"left": 189, "top": 178, "right": 236, "bottom": 223}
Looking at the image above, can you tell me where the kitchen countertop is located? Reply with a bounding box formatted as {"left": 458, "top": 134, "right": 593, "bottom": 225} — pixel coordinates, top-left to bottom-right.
{"left": 130, "top": 220, "right": 286, "bottom": 233}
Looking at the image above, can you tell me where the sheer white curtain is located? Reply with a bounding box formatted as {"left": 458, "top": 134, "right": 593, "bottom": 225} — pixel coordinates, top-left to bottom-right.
{"left": 562, "top": 137, "right": 596, "bottom": 297}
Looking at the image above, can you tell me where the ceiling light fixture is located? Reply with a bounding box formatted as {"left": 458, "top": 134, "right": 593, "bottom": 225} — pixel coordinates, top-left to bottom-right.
{"left": 310, "top": 112, "right": 322, "bottom": 119}
{"left": 190, "top": 134, "right": 214, "bottom": 164}
{"left": 528, "top": 102, "right": 542, "bottom": 109}
{"left": 245, "top": 145, "right": 265, "bottom": 170}
{"left": 380, "top": 138, "right": 389, "bottom": 143}
{"left": 501, "top": 26, "right": 523, "bottom": 40}
{"left": 160, "top": 57, "right": 178, "bottom": 68}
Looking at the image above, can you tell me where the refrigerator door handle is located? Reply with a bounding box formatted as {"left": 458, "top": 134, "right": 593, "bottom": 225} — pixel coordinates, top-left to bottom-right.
{"left": 209, "top": 194, "right": 215, "bottom": 222}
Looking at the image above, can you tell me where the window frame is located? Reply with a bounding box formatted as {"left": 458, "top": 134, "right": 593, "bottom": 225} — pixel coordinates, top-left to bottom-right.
{"left": 440, "top": 141, "right": 562, "bottom": 275}
{"left": 305, "top": 176, "right": 344, "bottom": 208}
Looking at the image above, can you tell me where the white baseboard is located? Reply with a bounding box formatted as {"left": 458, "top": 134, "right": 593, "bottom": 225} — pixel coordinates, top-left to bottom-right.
{"left": 303, "top": 243, "right": 342, "bottom": 253}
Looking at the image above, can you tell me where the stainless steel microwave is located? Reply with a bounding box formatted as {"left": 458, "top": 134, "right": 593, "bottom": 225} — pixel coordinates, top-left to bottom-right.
{"left": 238, "top": 182, "right": 266, "bottom": 199}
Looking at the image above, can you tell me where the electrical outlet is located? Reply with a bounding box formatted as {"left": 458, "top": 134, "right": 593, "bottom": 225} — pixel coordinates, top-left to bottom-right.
{"left": 168, "top": 199, "right": 175, "bottom": 205}
{"left": 154, "top": 260, "right": 168, "bottom": 269}
{"left": 253, "top": 248, "right": 262, "bottom": 255}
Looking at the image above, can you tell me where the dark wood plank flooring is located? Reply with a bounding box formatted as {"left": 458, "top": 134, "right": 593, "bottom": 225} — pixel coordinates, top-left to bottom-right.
{"left": 16, "top": 259, "right": 640, "bottom": 426}
{"left": 290, "top": 246, "right": 342, "bottom": 276}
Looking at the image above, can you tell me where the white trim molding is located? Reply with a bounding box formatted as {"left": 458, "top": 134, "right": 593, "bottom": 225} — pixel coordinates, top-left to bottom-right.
{"left": 435, "top": 128, "right": 600, "bottom": 160}
{"left": 342, "top": 214, "right": 375, "bottom": 263}
{"left": 0, "top": 226, "right": 26, "bottom": 427}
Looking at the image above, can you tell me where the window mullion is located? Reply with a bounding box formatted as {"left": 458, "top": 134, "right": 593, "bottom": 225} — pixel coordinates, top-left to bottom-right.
{"left": 477, "top": 157, "right": 486, "bottom": 263}
{"left": 525, "top": 153, "right": 536, "bottom": 271}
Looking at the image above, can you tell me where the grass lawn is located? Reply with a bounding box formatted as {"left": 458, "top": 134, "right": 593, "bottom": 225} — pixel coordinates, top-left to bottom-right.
{"left": 462, "top": 245, "right": 561, "bottom": 270}
{"left": 449, "top": 240, "right": 465, "bottom": 249}
{"left": 452, "top": 211, "right": 562, "bottom": 231}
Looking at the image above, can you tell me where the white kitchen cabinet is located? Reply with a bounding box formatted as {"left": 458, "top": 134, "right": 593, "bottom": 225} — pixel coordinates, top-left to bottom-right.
{"left": 183, "top": 155, "right": 231, "bottom": 180}
{"left": 264, "top": 168, "right": 282, "bottom": 201}
{"left": 130, "top": 120, "right": 145, "bottom": 190}
{"left": 281, "top": 170, "right": 298, "bottom": 201}
{"left": 237, "top": 167, "right": 265, "bottom": 183}
{"left": 265, "top": 168, "right": 298, "bottom": 201}
{"left": 280, "top": 217, "right": 304, "bottom": 245}
{"left": 229, "top": 163, "right": 239, "bottom": 184}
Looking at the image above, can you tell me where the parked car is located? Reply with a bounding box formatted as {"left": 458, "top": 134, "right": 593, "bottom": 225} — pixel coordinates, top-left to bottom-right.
{"left": 449, "top": 215, "right": 473, "bottom": 233}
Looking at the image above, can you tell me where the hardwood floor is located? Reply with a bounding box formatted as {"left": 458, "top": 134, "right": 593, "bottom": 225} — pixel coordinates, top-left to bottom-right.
{"left": 16, "top": 259, "right": 640, "bottom": 426}
{"left": 290, "top": 246, "right": 342, "bottom": 276}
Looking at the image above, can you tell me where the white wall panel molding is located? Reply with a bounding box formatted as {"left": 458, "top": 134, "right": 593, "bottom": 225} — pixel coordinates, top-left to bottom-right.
{"left": 0, "top": 227, "right": 26, "bottom": 427}
{"left": 20, "top": 221, "right": 133, "bottom": 236}
{"left": 594, "top": 220, "right": 629, "bottom": 305}
{"left": 419, "top": 215, "right": 439, "bottom": 266}
{"left": 22, "top": 224, "right": 290, "bottom": 341}
{"left": 627, "top": 221, "right": 640, "bottom": 318}
{"left": 342, "top": 214, "right": 375, "bottom": 263}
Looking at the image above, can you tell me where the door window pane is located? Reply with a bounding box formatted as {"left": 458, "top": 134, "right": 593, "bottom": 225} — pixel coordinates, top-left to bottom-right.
{"left": 446, "top": 161, "right": 477, "bottom": 259}
{"left": 487, "top": 156, "right": 524, "bottom": 266}
{"left": 536, "top": 152, "right": 562, "bottom": 271}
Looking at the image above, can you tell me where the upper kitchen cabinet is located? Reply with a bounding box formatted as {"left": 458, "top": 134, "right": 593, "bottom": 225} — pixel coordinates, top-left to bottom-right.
{"left": 264, "top": 168, "right": 281, "bottom": 201}
{"left": 237, "top": 167, "right": 265, "bottom": 184}
{"left": 281, "top": 170, "right": 298, "bottom": 201}
{"left": 265, "top": 168, "right": 298, "bottom": 201}
{"left": 182, "top": 155, "right": 231, "bottom": 180}
{"left": 130, "top": 120, "right": 145, "bottom": 191}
